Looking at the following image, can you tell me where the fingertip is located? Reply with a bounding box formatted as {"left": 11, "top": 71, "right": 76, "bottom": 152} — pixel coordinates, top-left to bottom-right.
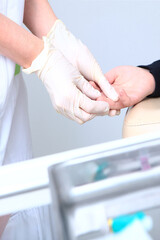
{"left": 108, "top": 109, "right": 121, "bottom": 117}
{"left": 99, "top": 77, "right": 119, "bottom": 101}
{"left": 109, "top": 110, "right": 117, "bottom": 117}
{"left": 116, "top": 110, "right": 121, "bottom": 115}
{"left": 109, "top": 89, "right": 119, "bottom": 101}
{"left": 79, "top": 121, "right": 84, "bottom": 125}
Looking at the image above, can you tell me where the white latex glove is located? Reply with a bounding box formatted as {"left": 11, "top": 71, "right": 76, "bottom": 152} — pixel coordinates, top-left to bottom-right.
{"left": 47, "top": 20, "right": 119, "bottom": 102}
{"left": 23, "top": 39, "right": 110, "bottom": 124}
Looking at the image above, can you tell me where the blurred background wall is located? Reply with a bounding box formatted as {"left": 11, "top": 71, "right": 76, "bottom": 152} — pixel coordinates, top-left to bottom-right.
{"left": 23, "top": 0, "right": 160, "bottom": 158}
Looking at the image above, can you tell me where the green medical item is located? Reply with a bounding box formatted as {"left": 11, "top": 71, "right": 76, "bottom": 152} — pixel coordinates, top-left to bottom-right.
{"left": 14, "top": 64, "right": 20, "bottom": 76}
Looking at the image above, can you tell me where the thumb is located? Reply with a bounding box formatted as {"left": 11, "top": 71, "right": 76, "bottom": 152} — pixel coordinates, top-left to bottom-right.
{"left": 97, "top": 74, "right": 119, "bottom": 101}
{"left": 76, "top": 42, "right": 118, "bottom": 101}
{"left": 105, "top": 68, "right": 118, "bottom": 84}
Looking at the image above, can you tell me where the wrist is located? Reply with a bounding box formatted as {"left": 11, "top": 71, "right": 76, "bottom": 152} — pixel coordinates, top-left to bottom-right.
{"left": 23, "top": 37, "right": 49, "bottom": 74}
{"left": 138, "top": 61, "right": 160, "bottom": 98}
{"left": 143, "top": 69, "right": 155, "bottom": 96}
{"left": 23, "top": 37, "right": 44, "bottom": 69}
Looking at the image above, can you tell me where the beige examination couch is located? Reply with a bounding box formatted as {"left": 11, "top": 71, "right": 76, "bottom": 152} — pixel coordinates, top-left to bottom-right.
{"left": 122, "top": 98, "right": 160, "bottom": 240}
{"left": 122, "top": 98, "right": 160, "bottom": 138}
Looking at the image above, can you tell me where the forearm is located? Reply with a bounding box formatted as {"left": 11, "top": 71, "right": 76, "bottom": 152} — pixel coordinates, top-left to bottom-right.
{"left": 0, "top": 13, "right": 43, "bottom": 68}
{"left": 0, "top": 215, "right": 10, "bottom": 237}
{"left": 24, "top": 0, "right": 57, "bottom": 38}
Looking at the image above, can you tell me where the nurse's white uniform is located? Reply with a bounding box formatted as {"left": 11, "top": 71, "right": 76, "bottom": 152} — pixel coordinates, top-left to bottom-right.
{"left": 0, "top": 1, "right": 52, "bottom": 239}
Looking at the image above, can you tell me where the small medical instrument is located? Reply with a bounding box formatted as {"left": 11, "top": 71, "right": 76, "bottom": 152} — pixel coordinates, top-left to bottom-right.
{"left": 107, "top": 212, "right": 152, "bottom": 233}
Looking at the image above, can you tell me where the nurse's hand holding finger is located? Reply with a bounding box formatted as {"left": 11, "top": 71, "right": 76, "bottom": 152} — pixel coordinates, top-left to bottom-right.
{"left": 47, "top": 20, "right": 119, "bottom": 102}
{"left": 23, "top": 38, "right": 110, "bottom": 124}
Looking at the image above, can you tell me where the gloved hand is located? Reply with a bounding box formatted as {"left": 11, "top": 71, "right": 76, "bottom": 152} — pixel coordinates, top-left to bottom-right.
{"left": 89, "top": 81, "right": 121, "bottom": 117}
{"left": 47, "top": 20, "right": 119, "bottom": 102}
{"left": 23, "top": 38, "right": 110, "bottom": 124}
